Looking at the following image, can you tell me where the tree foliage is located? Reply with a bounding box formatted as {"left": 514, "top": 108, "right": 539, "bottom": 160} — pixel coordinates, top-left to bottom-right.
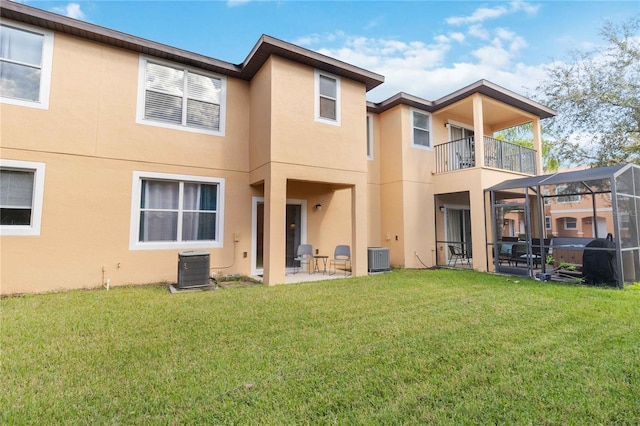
{"left": 495, "top": 123, "right": 559, "bottom": 172}
{"left": 535, "top": 16, "right": 640, "bottom": 167}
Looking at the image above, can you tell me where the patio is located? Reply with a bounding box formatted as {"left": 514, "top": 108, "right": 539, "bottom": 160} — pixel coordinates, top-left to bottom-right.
{"left": 250, "top": 269, "right": 353, "bottom": 285}
{"left": 486, "top": 163, "right": 640, "bottom": 287}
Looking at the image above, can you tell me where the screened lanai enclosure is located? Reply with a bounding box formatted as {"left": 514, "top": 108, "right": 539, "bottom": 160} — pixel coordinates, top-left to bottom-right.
{"left": 485, "top": 164, "right": 640, "bottom": 288}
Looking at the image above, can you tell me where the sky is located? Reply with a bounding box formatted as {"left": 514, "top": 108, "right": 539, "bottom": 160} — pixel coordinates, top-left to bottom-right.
{"left": 16, "top": 0, "right": 640, "bottom": 103}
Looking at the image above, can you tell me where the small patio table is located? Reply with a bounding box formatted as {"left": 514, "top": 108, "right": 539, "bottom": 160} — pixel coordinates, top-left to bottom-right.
{"left": 312, "top": 255, "right": 329, "bottom": 274}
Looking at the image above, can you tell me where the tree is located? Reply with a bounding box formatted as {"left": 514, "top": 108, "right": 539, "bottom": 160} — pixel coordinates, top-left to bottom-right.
{"left": 535, "top": 16, "right": 640, "bottom": 167}
{"left": 495, "top": 123, "right": 559, "bottom": 172}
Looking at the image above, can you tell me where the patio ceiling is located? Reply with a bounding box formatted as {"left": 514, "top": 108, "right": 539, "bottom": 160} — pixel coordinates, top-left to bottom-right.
{"left": 434, "top": 95, "right": 538, "bottom": 131}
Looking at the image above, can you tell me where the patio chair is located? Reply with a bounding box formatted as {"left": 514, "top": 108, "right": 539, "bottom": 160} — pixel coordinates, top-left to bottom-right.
{"left": 456, "top": 152, "right": 474, "bottom": 169}
{"left": 448, "top": 244, "right": 469, "bottom": 266}
{"left": 330, "top": 245, "right": 351, "bottom": 276}
{"left": 294, "top": 244, "right": 313, "bottom": 274}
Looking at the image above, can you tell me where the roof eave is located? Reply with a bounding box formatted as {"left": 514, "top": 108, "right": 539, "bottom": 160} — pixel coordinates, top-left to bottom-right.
{"left": 241, "top": 35, "right": 384, "bottom": 91}
{"left": 0, "top": 0, "right": 241, "bottom": 76}
{"left": 0, "top": 1, "right": 384, "bottom": 91}
{"left": 370, "top": 80, "right": 557, "bottom": 119}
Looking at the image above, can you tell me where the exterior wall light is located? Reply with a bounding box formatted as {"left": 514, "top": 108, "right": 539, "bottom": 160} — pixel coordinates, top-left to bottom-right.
{"left": 315, "top": 204, "right": 322, "bottom": 211}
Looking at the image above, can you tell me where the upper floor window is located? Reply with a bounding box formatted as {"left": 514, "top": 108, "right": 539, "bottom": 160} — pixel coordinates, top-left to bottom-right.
{"left": 0, "top": 22, "right": 54, "bottom": 110}
{"left": 556, "top": 185, "right": 581, "bottom": 203}
{"left": 366, "top": 114, "right": 373, "bottom": 160}
{"left": 137, "top": 57, "right": 226, "bottom": 136}
{"left": 545, "top": 215, "right": 552, "bottom": 230}
{"left": 315, "top": 70, "right": 340, "bottom": 125}
{"left": 0, "top": 159, "right": 46, "bottom": 236}
{"left": 411, "top": 109, "right": 432, "bottom": 149}
{"left": 129, "top": 171, "right": 225, "bottom": 250}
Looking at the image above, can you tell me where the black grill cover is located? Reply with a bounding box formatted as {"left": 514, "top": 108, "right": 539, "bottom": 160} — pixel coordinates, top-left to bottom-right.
{"left": 582, "top": 237, "right": 618, "bottom": 286}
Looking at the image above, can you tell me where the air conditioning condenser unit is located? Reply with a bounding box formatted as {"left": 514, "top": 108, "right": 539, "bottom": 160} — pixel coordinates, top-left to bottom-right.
{"left": 177, "top": 251, "right": 211, "bottom": 289}
{"left": 368, "top": 247, "right": 390, "bottom": 273}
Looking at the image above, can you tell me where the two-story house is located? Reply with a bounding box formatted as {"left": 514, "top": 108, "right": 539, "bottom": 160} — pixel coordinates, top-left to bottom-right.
{"left": 0, "top": 1, "right": 555, "bottom": 294}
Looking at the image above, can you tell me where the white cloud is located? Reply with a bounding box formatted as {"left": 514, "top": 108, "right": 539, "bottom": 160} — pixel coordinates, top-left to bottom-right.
{"left": 468, "top": 24, "right": 490, "bottom": 40}
{"left": 446, "top": 5, "right": 509, "bottom": 25}
{"left": 472, "top": 44, "right": 511, "bottom": 68}
{"left": 449, "top": 32, "right": 466, "bottom": 43}
{"left": 298, "top": 31, "right": 547, "bottom": 103}
{"left": 52, "top": 3, "right": 86, "bottom": 20}
{"left": 447, "top": 1, "right": 539, "bottom": 25}
{"left": 364, "top": 17, "right": 384, "bottom": 31}
{"left": 510, "top": 0, "right": 541, "bottom": 15}
{"left": 495, "top": 28, "right": 516, "bottom": 40}
{"left": 493, "top": 28, "right": 528, "bottom": 54}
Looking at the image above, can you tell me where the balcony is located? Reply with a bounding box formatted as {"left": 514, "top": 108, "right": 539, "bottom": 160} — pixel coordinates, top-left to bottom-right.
{"left": 435, "top": 136, "right": 537, "bottom": 175}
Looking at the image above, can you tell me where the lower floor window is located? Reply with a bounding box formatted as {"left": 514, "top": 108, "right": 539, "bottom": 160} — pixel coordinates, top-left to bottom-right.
{"left": 564, "top": 217, "right": 577, "bottom": 230}
{"left": 130, "top": 171, "right": 224, "bottom": 249}
{"left": 0, "top": 159, "right": 45, "bottom": 236}
{"left": 1, "top": 169, "right": 34, "bottom": 225}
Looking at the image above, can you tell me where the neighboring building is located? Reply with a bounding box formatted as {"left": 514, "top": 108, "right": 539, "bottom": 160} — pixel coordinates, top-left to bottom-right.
{"left": 0, "top": 1, "right": 555, "bottom": 294}
{"left": 502, "top": 167, "right": 615, "bottom": 240}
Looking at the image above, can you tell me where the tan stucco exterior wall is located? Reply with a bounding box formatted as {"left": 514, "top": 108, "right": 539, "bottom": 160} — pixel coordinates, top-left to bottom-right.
{"left": 1, "top": 30, "right": 256, "bottom": 294}
{"left": 0, "top": 15, "right": 553, "bottom": 293}
{"left": 246, "top": 56, "right": 370, "bottom": 285}
{"left": 367, "top": 113, "right": 382, "bottom": 248}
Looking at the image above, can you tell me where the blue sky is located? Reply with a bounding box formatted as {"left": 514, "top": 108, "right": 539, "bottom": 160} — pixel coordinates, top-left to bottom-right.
{"left": 19, "top": 0, "right": 640, "bottom": 102}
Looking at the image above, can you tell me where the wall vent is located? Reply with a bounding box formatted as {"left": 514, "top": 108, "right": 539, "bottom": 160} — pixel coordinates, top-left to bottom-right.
{"left": 368, "top": 247, "right": 390, "bottom": 273}
{"left": 177, "top": 251, "right": 211, "bottom": 288}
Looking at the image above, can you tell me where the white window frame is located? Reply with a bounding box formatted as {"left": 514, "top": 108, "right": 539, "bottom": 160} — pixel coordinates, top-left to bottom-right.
{"left": 129, "top": 171, "right": 225, "bottom": 250}
{"left": 545, "top": 215, "right": 552, "bottom": 230}
{"left": 0, "top": 21, "right": 54, "bottom": 110}
{"left": 564, "top": 217, "right": 578, "bottom": 230}
{"left": 314, "top": 70, "right": 341, "bottom": 126}
{"left": 136, "top": 57, "right": 227, "bottom": 136}
{"left": 411, "top": 108, "right": 432, "bottom": 150}
{"left": 555, "top": 185, "right": 581, "bottom": 203}
{"left": 366, "top": 114, "right": 374, "bottom": 160}
{"left": 447, "top": 121, "right": 474, "bottom": 140}
{"left": 0, "top": 159, "right": 46, "bottom": 236}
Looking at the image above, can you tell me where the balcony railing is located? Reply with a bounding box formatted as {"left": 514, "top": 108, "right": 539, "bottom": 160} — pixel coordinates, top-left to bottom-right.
{"left": 435, "top": 136, "right": 537, "bottom": 175}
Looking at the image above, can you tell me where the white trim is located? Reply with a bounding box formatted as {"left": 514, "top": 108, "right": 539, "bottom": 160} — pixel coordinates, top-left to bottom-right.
{"left": 136, "top": 56, "right": 227, "bottom": 136}
{"left": 366, "top": 114, "right": 374, "bottom": 160}
{"left": 446, "top": 120, "right": 474, "bottom": 140}
{"left": 411, "top": 108, "right": 432, "bottom": 150}
{"left": 129, "top": 171, "right": 225, "bottom": 250}
{"left": 545, "top": 215, "right": 552, "bottom": 230}
{"left": 551, "top": 207, "right": 612, "bottom": 214}
{"left": 555, "top": 185, "right": 581, "bottom": 204}
{"left": 0, "top": 21, "right": 54, "bottom": 110}
{"left": 564, "top": 217, "right": 578, "bottom": 230}
{"left": 0, "top": 159, "right": 46, "bottom": 236}
{"left": 314, "top": 70, "right": 341, "bottom": 126}
{"left": 251, "top": 197, "right": 307, "bottom": 276}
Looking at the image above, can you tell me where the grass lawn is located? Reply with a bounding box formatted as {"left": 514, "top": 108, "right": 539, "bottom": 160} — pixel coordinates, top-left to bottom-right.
{"left": 2, "top": 269, "right": 640, "bottom": 424}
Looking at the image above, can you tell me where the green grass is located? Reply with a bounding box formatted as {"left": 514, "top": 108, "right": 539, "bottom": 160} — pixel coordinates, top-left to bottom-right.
{"left": 2, "top": 270, "right": 640, "bottom": 424}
